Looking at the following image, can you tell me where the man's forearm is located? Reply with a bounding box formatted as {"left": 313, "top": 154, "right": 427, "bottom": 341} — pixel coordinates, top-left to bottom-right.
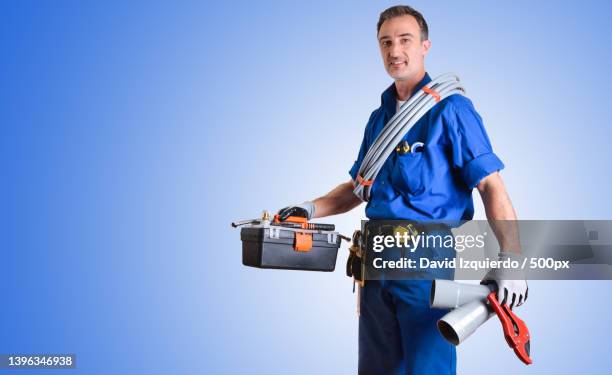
{"left": 477, "top": 173, "right": 521, "bottom": 252}
{"left": 312, "top": 180, "right": 362, "bottom": 218}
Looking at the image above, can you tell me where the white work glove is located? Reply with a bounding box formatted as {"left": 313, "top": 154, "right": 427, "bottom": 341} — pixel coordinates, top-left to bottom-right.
{"left": 277, "top": 201, "right": 315, "bottom": 221}
{"left": 481, "top": 251, "right": 528, "bottom": 309}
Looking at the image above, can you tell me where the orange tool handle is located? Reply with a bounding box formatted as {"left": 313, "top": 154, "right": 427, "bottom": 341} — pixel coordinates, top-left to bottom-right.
{"left": 273, "top": 215, "right": 336, "bottom": 231}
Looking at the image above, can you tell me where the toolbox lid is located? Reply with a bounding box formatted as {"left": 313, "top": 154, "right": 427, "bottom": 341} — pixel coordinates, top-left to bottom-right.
{"left": 240, "top": 226, "right": 340, "bottom": 247}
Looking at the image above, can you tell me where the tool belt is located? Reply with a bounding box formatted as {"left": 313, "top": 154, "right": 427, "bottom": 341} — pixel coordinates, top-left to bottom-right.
{"left": 346, "top": 221, "right": 451, "bottom": 288}
{"left": 346, "top": 229, "right": 365, "bottom": 288}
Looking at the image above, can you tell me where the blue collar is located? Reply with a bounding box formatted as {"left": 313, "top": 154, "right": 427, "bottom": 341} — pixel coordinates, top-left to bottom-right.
{"left": 381, "top": 72, "right": 432, "bottom": 117}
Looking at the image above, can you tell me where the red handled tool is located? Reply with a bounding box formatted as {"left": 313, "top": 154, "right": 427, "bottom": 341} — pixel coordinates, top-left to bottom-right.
{"left": 487, "top": 292, "right": 533, "bottom": 365}
{"left": 272, "top": 215, "right": 336, "bottom": 231}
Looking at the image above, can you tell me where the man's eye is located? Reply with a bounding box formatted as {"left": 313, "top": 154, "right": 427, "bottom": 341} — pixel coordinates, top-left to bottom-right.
{"left": 382, "top": 41, "right": 391, "bottom": 47}
{"left": 401, "top": 38, "right": 410, "bottom": 44}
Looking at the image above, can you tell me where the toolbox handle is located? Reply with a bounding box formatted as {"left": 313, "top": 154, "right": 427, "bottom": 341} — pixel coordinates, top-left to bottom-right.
{"left": 273, "top": 215, "right": 307, "bottom": 226}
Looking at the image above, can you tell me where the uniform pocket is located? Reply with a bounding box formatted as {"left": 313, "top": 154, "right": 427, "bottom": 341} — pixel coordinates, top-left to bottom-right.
{"left": 391, "top": 152, "right": 428, "bottom": 196}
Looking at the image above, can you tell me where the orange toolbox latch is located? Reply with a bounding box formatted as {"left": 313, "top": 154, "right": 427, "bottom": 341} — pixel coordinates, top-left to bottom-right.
{"left": 293, "top": 232, "right": 313, "bottom": 252}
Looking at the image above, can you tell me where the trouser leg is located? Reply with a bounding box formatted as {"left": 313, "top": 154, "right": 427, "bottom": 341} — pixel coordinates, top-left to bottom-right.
{"left": 388, "top": 280, "right": 456, "bottom": 375}
{"left": 358, "top": 280, "right": 404, "bottom": 375}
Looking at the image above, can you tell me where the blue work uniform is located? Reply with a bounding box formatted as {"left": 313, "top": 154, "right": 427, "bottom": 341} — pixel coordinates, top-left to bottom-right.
{"left": 349, "top": 73, "right": 504, "bottom": 375}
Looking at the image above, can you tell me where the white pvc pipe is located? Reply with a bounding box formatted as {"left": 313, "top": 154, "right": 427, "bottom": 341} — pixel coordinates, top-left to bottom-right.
{"left": 437, "top": 299, "right": 494, "bottom": 345}
{"left": 430, "top": 279, "right": 493, "bottom": 309}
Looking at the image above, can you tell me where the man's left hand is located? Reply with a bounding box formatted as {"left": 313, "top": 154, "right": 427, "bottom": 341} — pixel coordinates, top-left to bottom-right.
{"left": 481, "top": 251, "right": 528, "bottom": 309}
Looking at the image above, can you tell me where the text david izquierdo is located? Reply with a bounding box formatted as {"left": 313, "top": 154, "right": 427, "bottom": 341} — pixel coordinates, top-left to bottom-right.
{"left": 370, "top": 232, "right": 570, "bottom": 271}
{"left": 371, "top": 232, "right": 490, "bottom": 270}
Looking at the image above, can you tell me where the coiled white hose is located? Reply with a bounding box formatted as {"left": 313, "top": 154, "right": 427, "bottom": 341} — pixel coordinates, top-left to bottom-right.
{"left": 353, "top": 73, "right": 465, "bottom": 201}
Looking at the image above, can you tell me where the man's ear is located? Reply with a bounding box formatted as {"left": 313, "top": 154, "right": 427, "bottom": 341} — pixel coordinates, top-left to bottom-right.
{"left": 422, "top": 39, "right": 432, "bottom": 56}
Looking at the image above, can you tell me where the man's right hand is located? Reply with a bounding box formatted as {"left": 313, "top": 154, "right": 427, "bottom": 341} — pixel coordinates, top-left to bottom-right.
{"left": 277, "top": 201, "right": 315, "bottom": 221}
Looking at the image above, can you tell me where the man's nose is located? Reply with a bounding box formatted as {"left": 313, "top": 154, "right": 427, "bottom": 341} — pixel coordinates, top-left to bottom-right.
{"left": 389, "top": 42, "right": 402, "bottom": 58}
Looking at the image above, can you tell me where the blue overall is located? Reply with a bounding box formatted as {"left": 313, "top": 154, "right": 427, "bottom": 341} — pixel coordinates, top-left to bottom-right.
{"left": 349, "top": 73, "right": 504, "bottom": 375}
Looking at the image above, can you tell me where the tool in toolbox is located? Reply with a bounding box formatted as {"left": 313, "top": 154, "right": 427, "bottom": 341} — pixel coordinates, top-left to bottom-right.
{"left": 233, "top": 211, "right": 350, "bottom": 271}
{"left": 487, "top": 292, "right": 533, "bottom": 365}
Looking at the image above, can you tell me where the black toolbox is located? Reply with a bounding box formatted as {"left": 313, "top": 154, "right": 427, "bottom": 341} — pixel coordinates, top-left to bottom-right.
{"left": 240, "top": 224, "right": 341, "bottom": 271}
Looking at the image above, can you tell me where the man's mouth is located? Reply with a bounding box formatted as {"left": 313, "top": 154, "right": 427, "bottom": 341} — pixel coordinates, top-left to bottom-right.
{"left": 390, "top": 61, "right": 406, "bottom": 68}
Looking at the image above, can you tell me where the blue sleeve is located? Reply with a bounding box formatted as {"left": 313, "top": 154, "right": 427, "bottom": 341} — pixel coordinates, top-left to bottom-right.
{"left": 446, "top": 101, "right": 505, "bottom": 189}
{"left": 349, "top": 110, "right": 377, "bottom": 181}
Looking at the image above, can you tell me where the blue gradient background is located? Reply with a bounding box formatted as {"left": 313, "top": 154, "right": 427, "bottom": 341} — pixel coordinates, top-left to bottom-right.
{"left": 2, "top": 1, "right": 611, "bottom": 374}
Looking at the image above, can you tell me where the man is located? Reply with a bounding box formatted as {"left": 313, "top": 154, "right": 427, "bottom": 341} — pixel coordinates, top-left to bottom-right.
{"left": 278, "top": 5, "right": 527, "bottom": 375}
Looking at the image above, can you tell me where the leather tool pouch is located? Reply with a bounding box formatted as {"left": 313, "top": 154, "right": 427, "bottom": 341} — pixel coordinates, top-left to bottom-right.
{"left": 346, "top": 229, "right": 365, "bottom": 287}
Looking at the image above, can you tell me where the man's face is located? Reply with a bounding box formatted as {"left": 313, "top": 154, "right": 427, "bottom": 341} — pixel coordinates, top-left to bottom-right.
{"left": 378, "top": 15, "right": 431, "bottom": 81}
